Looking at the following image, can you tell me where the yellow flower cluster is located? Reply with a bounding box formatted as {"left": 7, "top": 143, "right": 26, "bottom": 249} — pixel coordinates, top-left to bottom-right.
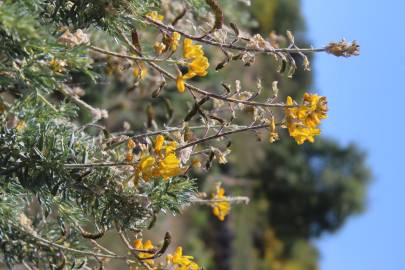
{"left": 126, "top": 139, "right": 136, "bottom": 162}
{"left": 176, "top": 38, "right": 210, "bottom": 93}
{"left": 49, "top": 58, "right": 66, "bottom": 73}
{"left": 211, "top": 184, "right": 230, "bottom": 221}
{"left": 134, "top": 239, "right": 156, "bottom": 267}
{"left": 154, "top": 32, "right": 181, "bottom": 55}
{"left": 146, "top": 11, "right": 164, "bottom": 22}
{"left": 135, "top": 135, "right": 182, "bottom": 181}
{"left": 166, "top": 246, "right": 199, "bottom": 270}
{"left": 284, "top": 93, "right": 328, "bottom": 144}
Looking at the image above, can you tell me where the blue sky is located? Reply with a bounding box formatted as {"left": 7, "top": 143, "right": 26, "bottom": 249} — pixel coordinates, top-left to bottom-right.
{"left": 302, "top": 0, "right": 404, "bottom": 269}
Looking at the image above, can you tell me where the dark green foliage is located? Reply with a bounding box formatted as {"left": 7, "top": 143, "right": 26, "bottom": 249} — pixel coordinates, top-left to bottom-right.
{"left": 145, "top": 177, "right": 197, "bottom": 214}
{"left": 251, "top": 138, "right": 370, "bottom": 239}
{"left": 40, "top": 0, "right": 160, "bottom": 29}
{"left": 0, "top": 1, "right": 94, "bottom": 96}
{"left": 0, "top": 96, "right": 197, "bottom": 267}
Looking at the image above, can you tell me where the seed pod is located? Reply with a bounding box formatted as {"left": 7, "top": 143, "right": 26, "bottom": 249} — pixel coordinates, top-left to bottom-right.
{"left": 172, "top": 8, "right": 187, "bottom": 26}
{"left": 230, "top": 22, "right": 240, "bottom": 37}
{"left": 131, "top": 29, "right": 142, "bottom": 53}
{"left": 81, "top": 227, "right": 105, "bottom": 239}
{"left": 206, "top": 0, "right": 223, "bottom": 31}
{"left": 152, "top": 79, "right": 166, "bottom": 98}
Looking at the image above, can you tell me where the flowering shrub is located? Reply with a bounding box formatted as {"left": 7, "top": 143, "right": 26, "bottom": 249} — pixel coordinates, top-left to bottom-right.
{"left": 0, "top": 0, "right": 359, "bottom": 269}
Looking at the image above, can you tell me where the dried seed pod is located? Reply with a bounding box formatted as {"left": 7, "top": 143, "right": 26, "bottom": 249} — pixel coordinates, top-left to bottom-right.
{"left": 184, "top": 96, "right": 210, "bottom": 122}
{"left": 215, "top": 59, "right": 229, "bottom": 71}
{"left": 131, "top": 29, "right": 142, "bottom": 53}
{"left": 230, "top": 22, "right": 240, "bottom": 37}
{"left": 81, "top": 229, "right": 105, "bottom": 240}
{"left": 152, "top": 79, "right": 166, "bottom": 98}
{"left": 163, "top": 97, "right": 174, "bottom": 121}
{"left": 172, "top": 8, "right": 187, "bottom": 26}
{"left": 206, "top": 0, "right": 223, "bottom": 31}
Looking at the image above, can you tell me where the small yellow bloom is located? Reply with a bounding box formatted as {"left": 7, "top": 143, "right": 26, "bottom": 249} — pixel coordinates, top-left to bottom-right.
{"left": 184, "top": 56, "right": 209, "bottom": 79}
{"left": 154, "top": 42, "right": 166, "bottom": 55}
{"left": 127, "top": 139, "right": 136, "bottom": 149}
{"left": 136, "top": 155, "right": 157, "bottom": 181}
{"left": 146, "top": 11, "right": 164, "bottom": 22}
{"left": 183, "top": 38, "right": 204, "bottom": 59}
{"left": 158, "top": 153, "right": 182, "bottom": 180}
{"left": 15, "top": 120, "right": 26, "bottom": 132}
{"left": 133, "top": 64, "right": 148, "bottom": 79}
{"left": 166, "top": 246, "right": 199, "bottom": 270}
{"left": 134, "top": 239, "right": 156, "bottom": 267}
{"left": 211, "top": 183, "right": 230, "bottom": 221}
{"left": 175, "top": 38, "right": 209, "bottom": 94}
{"left": 49, "top": 58, "right": 67, "bottom": 73}
{"left": 154, "top": 135, "right": 165, "bottom": 153}
{"left": 134, "top": 137, "right": 182, "bottom": 182}
{"left": 176, "top": 76, "right": 186, "bottom": 93}
{"left": 170, "top": 32, "right": 181, "bottom": 51}
{"left": 284, "top": 93, "right": 327, "bottom": 144}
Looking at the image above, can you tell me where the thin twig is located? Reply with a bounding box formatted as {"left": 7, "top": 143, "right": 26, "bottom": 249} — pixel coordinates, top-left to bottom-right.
{"left": 175, "top": 123, "right": 269, "bottom": 152}
{"left": 192, "top": 196, "right": 250, "bottom": 204}
{"left": 64, "top": 162, "right": 135, "bottom": 168}
{"left": 143, "top": 17, "right": 326, "bottom": 55}
{"left": 90, "top": 46, "right": 183, "bottom": 65}
{"left": 24, "top": 227, "right": 130, "bottom": 260}
{"left": 37, "top": 92, "right": 58, "bottom": 112}
{"left": 57, "top": 86, "right": 108, "bottom": 121}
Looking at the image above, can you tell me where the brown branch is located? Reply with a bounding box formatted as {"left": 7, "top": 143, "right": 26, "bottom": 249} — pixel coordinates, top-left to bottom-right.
{"left": 192, "top": 196, "right": 250, "bottom": 204}
{"left": 143, "top": 16, "right": 326, "bottom": 55}
{"left": 175, "top": 123, "right": 270, "bottom": 152}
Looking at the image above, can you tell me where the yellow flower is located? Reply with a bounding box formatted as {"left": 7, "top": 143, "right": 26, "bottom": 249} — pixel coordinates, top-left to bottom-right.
{"left": 183, "top": 56, "right": 209, "bottom": 79}
{"left": 183, "top": 38, "right": 204, "bottom": 59}
{"left": 136, "top": 155, "right": 157, "bottom": 181}
{"left": 134, "top": 137, "right": 182, "bottom": 182}
{"left": 146, "top": 11, "right": 164, "bottom": 22}
{"left": 164, "top": 141, "right": 177, "bottom": 154}
{"left": 284, "top": 93, "right": 327, "bottom": 144}
{"left": 157, "top": 153, "right": 182, "bottom": 180}
{"left": 170, "top": 32, "right": 181, "bottom": 51}
{"left": 288, "top": 124, "right": 320, "bottom": 145}
{"left": 166, "top": 246, "right": 199, "bottom": 270}
{"left": 126, "top": 139, "right": 136, "bottom": 162}
{"left": 15, "top": 120, "right": 26, "bottom": 133}
{"left": 211, "top": 184, "right": 230, "bottom": 221}
{"left": 127, "top": 139, "right": 136, "bottom": 149}
{"left": 133, "top": 64, "right": 148, "bottom": 79}
{"left": 154, "top": 135, "right": 165, "bottom": 153}
{"left": 175, "top": 38, "right": 209, "bottom": 94}
{"left": 154, "top": 42, "right": 166, "bottom": 54}
{"left": 134, "top": 239, "right": 156, "bottom": 267}
{"left": 176, "top": 75, "right": 186, "bottom": 93}
{"left": 49, "top": 58, "right": 66, "bottom": 73}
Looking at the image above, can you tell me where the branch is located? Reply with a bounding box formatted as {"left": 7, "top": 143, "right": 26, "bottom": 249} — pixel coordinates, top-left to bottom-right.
{"left": 64, "top": 162, "right": 134, "bottom": 169}
{"left": 175, "top": 123, "right": 270, "bottom": 152}
{"left": 89, "top": 45, "right": 183, "bottom": 65}
{"left": 191, "top": 196, "right": 249, "bottom": 204}
{"left": 57, "top": 85, "right": 108, "bottom": 121}
{"left": 143, "top": 16, "right": 326, "bottom": 55}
